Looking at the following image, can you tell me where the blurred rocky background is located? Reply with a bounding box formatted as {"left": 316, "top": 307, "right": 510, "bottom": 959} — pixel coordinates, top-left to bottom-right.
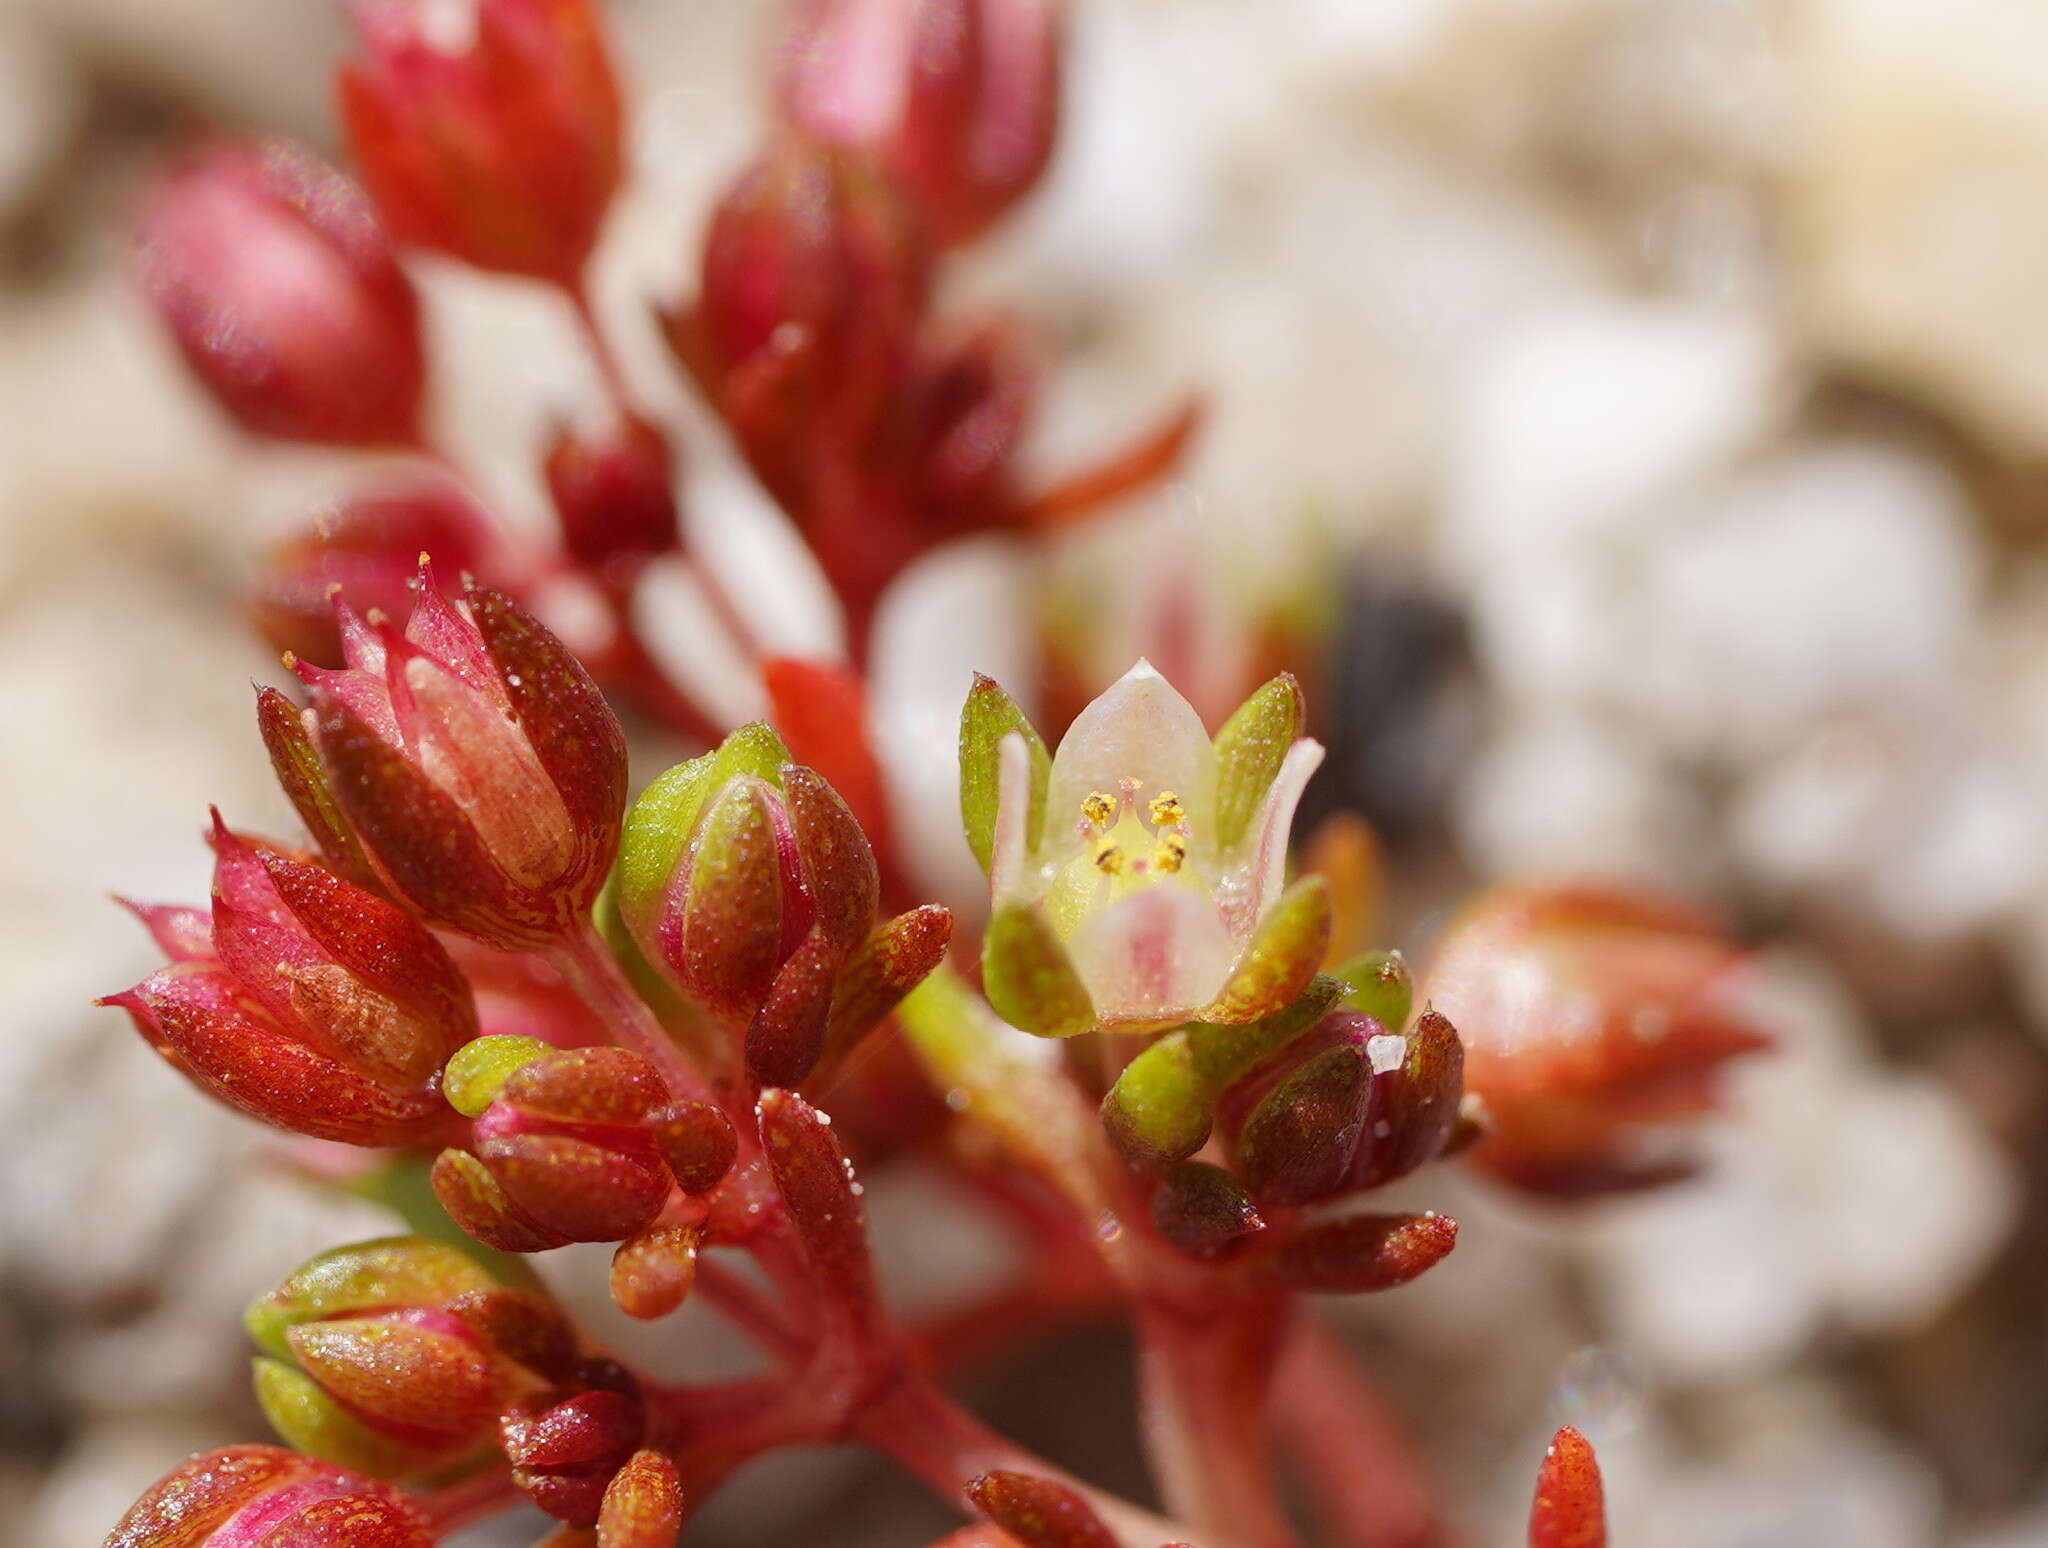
{"left": 7, "top": 0, "right": 2048, "bottom": 1543}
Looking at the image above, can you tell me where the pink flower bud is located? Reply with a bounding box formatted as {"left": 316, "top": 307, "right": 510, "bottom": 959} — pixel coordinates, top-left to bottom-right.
{"left": 777, "top": 0, "right": 1063, "bottom": 242}
{"left": 339, "top": 0, "right": 624, "bottom": 284}
{"left": 251, "top": 480, "right": 497, "bottom": 669}
{"left": 104, "top": 1445, "right": 433, "bottom": 1548}
{"left": 544, "top": 414, "right": 680, "bottom": 571}
{"left": 137, "top": 140, "right": 425, "bottom": 448}
{"left": 1421, "top": 884, "right": 1770, "bottom": 1197}
{"left": 287, "top": 562, "right": 627, "bottom": 950}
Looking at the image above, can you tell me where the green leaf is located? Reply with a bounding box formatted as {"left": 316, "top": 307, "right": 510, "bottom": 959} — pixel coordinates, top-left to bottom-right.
{"left": 959, "top": 675, "right": 1050, "bottom": 873}
{"left": 1212, "top": 674, "right": 1303, "bottom": 850}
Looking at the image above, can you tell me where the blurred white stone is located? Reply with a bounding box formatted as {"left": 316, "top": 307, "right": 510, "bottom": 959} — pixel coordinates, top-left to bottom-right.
{"left": 1789, "top": 0, "right": 2048, "bottom": 455}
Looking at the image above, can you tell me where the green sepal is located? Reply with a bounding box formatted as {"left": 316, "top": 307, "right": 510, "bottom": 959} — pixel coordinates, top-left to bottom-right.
{"left": 1212, "top": 673, "right": 1303, "bottom": 850}
{"left": 1200, "top": 875, "right": 1332, "bottom": 1025}
{"left": 442, "top": 1035, "right": 553, "bottom": 1118}
{"left": 252, "top": 1356, "right": 427, "bottom": 1478}
{"left": 1101, "top": 975, "right": 1347, "bottom": 1166}
{"left": 1333, "top": 948, "right": 1412, "bottom": 1028}
{"left": 983, "top": 903, "right": 1097, "bottom": 1037}
{"left": 617, "top": 722, "right": 790, "bottom": 926}
{"left": 244, "top": 1236, "right": 498, "bottom": 1361}
{"left": 958, "top": 675, "right": 1050, "bottom": 873}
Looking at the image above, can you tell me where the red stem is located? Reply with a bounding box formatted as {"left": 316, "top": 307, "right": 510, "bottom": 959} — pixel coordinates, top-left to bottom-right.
{"left": 549, "top": 918, "right": 716, "bottom": 1107}
{"left": 414, "top": 1468, "right": 520, "bottom": 1533}
{"left": 1135, "top": 1296, "right": 1302, "bottom": 1548}
{"left": 1273, "top": 1316, "right": 1447, "bottom": 1548}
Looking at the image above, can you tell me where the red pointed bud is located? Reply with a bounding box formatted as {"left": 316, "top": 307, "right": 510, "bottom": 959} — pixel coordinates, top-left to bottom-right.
{"left": 339, "top": 0, "right": 623, "bottom": 284}
{"left": 545, "top": 414, "right": 679, "bottom": 570}
{"left": 503, "top": 1388, "right": 645, "bottom": 1527}
{"left": 1150, "top": 1161, "right": 1264, "bottom": 1261}
{"left": 104, "top": 1446, "right": 433, "bottom": 1548}
{"left": 966, "top": 1470, "right": 1119, "bottom": 1548}
{"left": 295, "top": 568, "right": 627, "bottom": 951}
{"left": 252, "top": 481, "right": 496, "bottom": 669}
{"left": 207, "top": 816, "right": 476, "bottom": 1087}
{"left": 758, "top": 1088, "right": 881, "bottom": 1336}
{"left": 648, "top": 1101, "right": 739, "bottom": 1195}
{"left": 1234, "top": 1043, "right": 1372, "bottom": 1207}
{"left": 1422, "top": 884, "right": 1771, "bottom": 1197}
{"left": 598, "top": 1450, "right": 683, "bottom": 1548}
{"left": 137, "top": 139, "right": 424, "bottom": 448}
{"left": 1530, "top": 1426, "right": 1606, "bottom": 1548}
{"left": 1256, "top": 1211, "right": 1457, "bottom": 1294}
{"left": 102, "top": 966, "right": 446, "bottom": 1146}
{"left": 777, "top": 0, "right": 1062, "bottom": 243}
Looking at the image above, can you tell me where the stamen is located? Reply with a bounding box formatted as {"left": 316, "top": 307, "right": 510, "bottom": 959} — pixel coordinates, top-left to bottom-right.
{"left": 1080, "top": 790, "right": 1117, "bottom": 829}
{"left": 1094, "top": 840, "right": 1128, "bottom": 875}
{"left": 1149, "top": 791, "right": 1185, "bottom": 829}
{"left": 1153, "top": 833, "right": 1187, "bottom": 874}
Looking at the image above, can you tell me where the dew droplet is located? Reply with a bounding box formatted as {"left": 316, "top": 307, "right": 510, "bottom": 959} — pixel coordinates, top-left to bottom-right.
{"left": 1552, "top": 1346, "right": 1645, "bottom": 1444}
{"left": 1095, "top": 1212, "right": 1124, "bottom": 1244}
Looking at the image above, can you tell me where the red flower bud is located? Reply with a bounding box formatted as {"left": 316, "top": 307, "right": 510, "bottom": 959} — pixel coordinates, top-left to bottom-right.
{"left": 502, "top": 1386, "right": 644, "bottom": 1527}
{"left": 1529, "top": 1426, "right": 1606, "bottom": 1548}
{"left": 251, "top": 481, "right": 497, "bottom": 669}
{"left": 1421, "top": 884, "right": 1770, "bottom": 1197}
{"left": 287, "top": 563, "right": 627, "bottom": 950}
{"left": 105, "top": 1445, "right": 432, "bottom": 1548}
{"left": 667, "top": 141, "right": 930, "bottom": 495}
{"left": 437, "top": 1046, "right": 678, "bottom": 1250}
{"left": 104, "top": 835, "right": 469, "bottom": 1148}
{"left": 777, "top": 0, "right": 1063, "bottom": 242}
{"left": 544, "top": 414, "right": 680, "bottom": 571}
{"left": 207, "top": 816, "right": 476, "bottom": 1088}
{"left": 137, "top": 140, "right": 424, "bottom": 448}
{"left": 339, "top": 0, "right": 624, "bottom": 284}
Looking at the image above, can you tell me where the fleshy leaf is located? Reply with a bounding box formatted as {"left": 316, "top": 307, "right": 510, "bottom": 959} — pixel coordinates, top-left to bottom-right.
{"left": 1151, "top": 1161, "right": 1264, "bottom": 1260}
{"left": 617, "top": 723, "right": 790, "bottom": 932}
{"left": 257, "top": 683, "right": 383, "bottom": 891}
{"left": 814, "top": 904, "right": 954, "bottom": 1080}
{"left": 598, "top": 1449, "right": 685, "bottom": 1548}
{"left": 444, "top": 1034, "right": 555, "bottom": 1118}
{"left": 1237, "top": 1043, "right": 1371, "bottom": 1206}
{"left": 967, "top": 1471, "right": 1120, "bottom": 1548}
{"left": 1529, "top": 1426, "right": 1607, "bottom": 1548}
{"left": 757, "top": 1088, "right": 881, "bottom": 1336}
{"left": 245, "top": 1236, "right": 496, "bottom": 1360}
{"left": 430, "top": 1148, "right": 567, "bottom": 1254}
{"left": 959, "top": 674, "right": 1050, "bottom": 872}
{"left": 251, "top": 1357, "right": 431, "bottom": 1478}
{"left": 611, "top": 1224, "right": 702, "bottom": 1322}
{"left": 1256, "top": 1211, "right": 1457, "bottom": 1293}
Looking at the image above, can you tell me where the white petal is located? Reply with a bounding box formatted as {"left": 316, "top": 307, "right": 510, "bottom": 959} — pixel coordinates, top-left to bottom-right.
{"left": 1068, "top": 885, "right": 1237, "bottom": 1026}
{"left": 990, "top": 732, "right": 1034, "bottom": 904}
{"left": 1232, "top": 737, "right": 1325, "bottom": 936}
{"left": 1047, "top": 660, "right": 1216, "bottom": 840}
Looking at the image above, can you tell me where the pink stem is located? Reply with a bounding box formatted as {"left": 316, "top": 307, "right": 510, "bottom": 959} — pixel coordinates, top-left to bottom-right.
{"left": 1135, "top": 1298, "right": 1303, "bottom": 1548}
{"left": 549, "top": 918, "right": 716, "bottom": 1106}
{"left": 852, "top": 1371, "right": 1197, "bottom": 1548}
{"left": 1273, "top": 1317, "right": 1446, "bottom": 1548}
{"left": 565, "top": 276, "right": 636, "bottom": 423}
{"left": 695, "top": 1254, "right": 810, "bottom": 1363}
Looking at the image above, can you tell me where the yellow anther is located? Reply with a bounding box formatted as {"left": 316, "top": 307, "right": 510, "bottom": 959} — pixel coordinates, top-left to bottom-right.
{"left": 1153, "top": 833, "right": 1187, "bottom": 874}
{"left": 1080, "top": 790, "right": 1117, "bottom": 829}
{"left": 1093, "top": 840, "right": 1128, "bottom": 876}
{"left": 1148, "top": 791, "right": 1185, "bottom": 829}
